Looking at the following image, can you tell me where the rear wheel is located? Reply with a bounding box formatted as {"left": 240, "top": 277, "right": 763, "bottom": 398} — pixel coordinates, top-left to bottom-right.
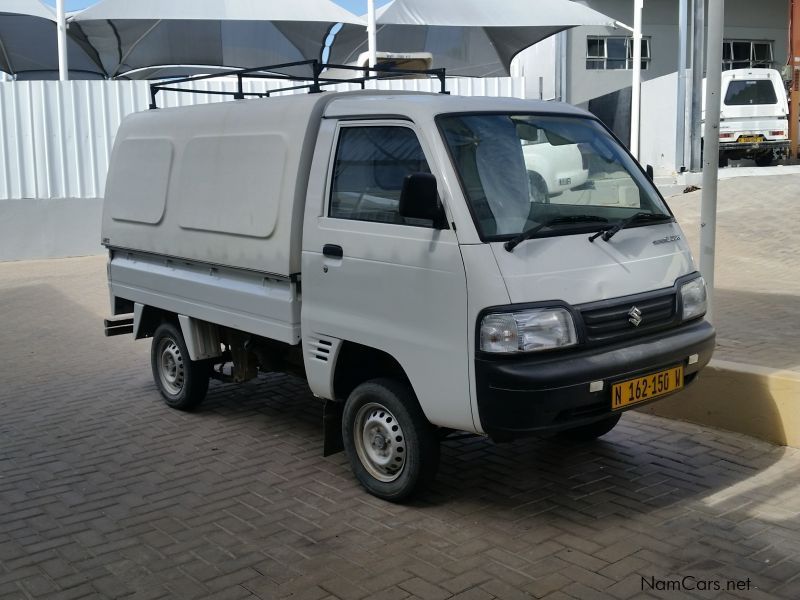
{"left": 754, "top": 151, "right": 774, "bottom": 167}
{"left": 342, "top": 379, "right": 439, "bottom": 502}
{"left": 559, "top": 413, "right": 621, "bottom": 441}
{"left": 151, "top": 322, "right": 210, "bottom": 410}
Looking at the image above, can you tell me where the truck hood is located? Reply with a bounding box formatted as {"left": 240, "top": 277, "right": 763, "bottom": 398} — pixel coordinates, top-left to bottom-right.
{"left": 489, "top": 222, "right": 695, "bottom": 305}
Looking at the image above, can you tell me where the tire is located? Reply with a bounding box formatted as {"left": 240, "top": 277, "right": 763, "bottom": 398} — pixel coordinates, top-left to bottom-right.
{"left": 150, "top": 322, "right": 210, "bottom": 410}
{"left": 718, "top": 155, "right": 728, "bottom": 169}
{"left": 754, "top": 152, "right": 774, "bottom": 167}
{"left": 559, "top": 413, "right": 621, "bottom": 442}
{"left": 342, "top": 379, "right": 439, "bottom": 502}
{"left": 528, "top": 171, "right": 549, "bottom": 203}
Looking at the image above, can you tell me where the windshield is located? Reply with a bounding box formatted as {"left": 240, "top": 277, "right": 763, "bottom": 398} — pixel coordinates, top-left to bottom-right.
{"left": 437, "top": 113, "right": 672, "bottom": 240}
{"left": 724, "top": 80, "right": 778, "bottom": 106}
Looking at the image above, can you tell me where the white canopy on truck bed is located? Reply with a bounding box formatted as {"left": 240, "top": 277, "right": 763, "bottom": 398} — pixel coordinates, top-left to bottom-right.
{"left": 102, "top": 93, "right": 333, "bottom": 277}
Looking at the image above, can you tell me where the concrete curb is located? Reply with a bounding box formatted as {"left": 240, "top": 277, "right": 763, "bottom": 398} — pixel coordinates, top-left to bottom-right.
{"left": 639, "top": 359, "right": 800, "bottom": 448}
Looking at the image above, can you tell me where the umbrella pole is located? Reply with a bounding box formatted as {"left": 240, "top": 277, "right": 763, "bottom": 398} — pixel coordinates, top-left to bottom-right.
{"left": 630, "top": 0, "right": 643, "bottom": 159}
{"left": 690, "top": 0, "right": 705, "bottom": 171}
{"left": 699, "top": 0, "right": 725, "bottom": 324}
{"left": 367, "top": 0, "right": 377, "bottom": 68}
{"left": 675, "top": 0, "right": 689, "bottom": 171}
{"left": 57, "top": 0, "right": 69, "bottom": 81}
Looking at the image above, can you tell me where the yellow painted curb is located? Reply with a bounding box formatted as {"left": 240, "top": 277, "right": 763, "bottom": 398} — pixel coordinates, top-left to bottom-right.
{"left": 638, "top": 359, "right": 800, "bottom": 448}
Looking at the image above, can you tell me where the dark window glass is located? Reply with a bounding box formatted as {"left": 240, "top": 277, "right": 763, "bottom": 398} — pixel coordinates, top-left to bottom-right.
{"left": 627, "top": 39, "right": 649, "bottom": 58}
{"left": 330, "top": 126, "right": 433, "bottom": 226}
{"left": 732, "top": 42, "right": 751, "bottom": 61}
{"left": 753, "top": 43, "right": 772, "bottom": 61}
{"left": 587, "top": 37, "right": 649, "bottom": 70}
{"left": 626, "top": 39, "right": 650, "bottom": 70}
{"left": 724, "top": 80, "right": 778, "bottom": 106}
{"left": 587, "top": 38, "right": 604, "bottom": 58}
{"left": 721, "top": 41, "right": 774, "bottom": 69}
{"left": 607, "top": 38, "right": 627, "bottom": 60}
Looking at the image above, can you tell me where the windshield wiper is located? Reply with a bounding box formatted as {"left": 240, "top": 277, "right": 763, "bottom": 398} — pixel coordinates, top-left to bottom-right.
{"left": 504, "top": 215, "right": 609, "bottom": 252}
{"left": 588, "top": 212, "right": 673, "bottom": 243}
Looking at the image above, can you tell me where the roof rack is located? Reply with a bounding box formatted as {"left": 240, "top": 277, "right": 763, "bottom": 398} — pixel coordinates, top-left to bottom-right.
{"left": 148, "top": 59, "right": 448, "bottom": 109}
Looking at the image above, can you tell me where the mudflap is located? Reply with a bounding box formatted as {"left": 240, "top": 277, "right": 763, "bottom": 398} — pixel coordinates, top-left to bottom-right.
{"left": 322, "top": 400, "right": 344, "bottom": 457}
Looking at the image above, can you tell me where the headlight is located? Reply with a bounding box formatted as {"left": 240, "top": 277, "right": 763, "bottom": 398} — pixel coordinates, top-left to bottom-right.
{"left": 681, "top": 277, "right": 707, "bottom": 321}
{"left": 480, "top": 308, "right": 577, "bottom": 354}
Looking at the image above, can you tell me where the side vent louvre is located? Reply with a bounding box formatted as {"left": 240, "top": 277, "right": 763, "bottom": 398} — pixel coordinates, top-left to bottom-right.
{"left": 308, "top": 338, "right": 333, "bottom": 363}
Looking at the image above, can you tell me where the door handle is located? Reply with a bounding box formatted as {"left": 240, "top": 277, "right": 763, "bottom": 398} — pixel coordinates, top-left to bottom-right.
{"left": 322, "top": 244, "right": 343, "bottom": 259}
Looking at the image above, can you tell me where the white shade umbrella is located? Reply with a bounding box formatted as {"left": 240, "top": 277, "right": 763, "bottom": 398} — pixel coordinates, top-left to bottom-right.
{"left": 69, "top": 0, "right": 366, "bottom": 79}
{"left": 0, "top": 0, "right": 104, "bottom": 78}
{"left": 330, "top": 0, "right": 616, "bottom": 77}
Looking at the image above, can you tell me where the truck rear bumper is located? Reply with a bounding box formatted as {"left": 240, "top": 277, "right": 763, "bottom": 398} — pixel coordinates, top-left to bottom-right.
{"left": 720, "top": 140, "right": 789, "bottom": 152}
{"left": 475, "top": 320, "right": 715, "bottom": 440}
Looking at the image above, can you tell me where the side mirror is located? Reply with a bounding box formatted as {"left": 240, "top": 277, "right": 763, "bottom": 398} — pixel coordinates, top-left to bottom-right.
{"left": 646, "top": 164, "right": 654, "bottom": 181}
{"left": 399, "top": 172, "right": 446, "bottom": 228}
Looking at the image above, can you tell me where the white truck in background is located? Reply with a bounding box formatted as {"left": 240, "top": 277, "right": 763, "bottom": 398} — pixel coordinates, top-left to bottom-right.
{"left": 710, "top": 68, "right": 789, "bottom": 167}
{"left": 522, "top": 137, "right": 589, "bottom": 200}
{"left": 102, "top": 64, "right": 715, "bottom": 501}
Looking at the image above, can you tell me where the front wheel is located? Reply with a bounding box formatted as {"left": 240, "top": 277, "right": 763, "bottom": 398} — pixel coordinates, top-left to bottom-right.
{"left": 559, "top": 413, "right": 621, "bottom": 441}
{"left": 151, "top": 322, "right": 210, "bottom": 410}
{"left": 342, "top": 379, "right": 439, "bottom": 502}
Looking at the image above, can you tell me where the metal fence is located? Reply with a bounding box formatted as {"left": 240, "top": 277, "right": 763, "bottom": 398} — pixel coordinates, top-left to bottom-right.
{"left": 0, "top": 77, "right": 525, "bottom": 201}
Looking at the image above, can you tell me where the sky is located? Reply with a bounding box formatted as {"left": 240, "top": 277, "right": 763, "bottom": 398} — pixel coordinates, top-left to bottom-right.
{"left": 50, "top": 1, "right": 391, "bottom": 15}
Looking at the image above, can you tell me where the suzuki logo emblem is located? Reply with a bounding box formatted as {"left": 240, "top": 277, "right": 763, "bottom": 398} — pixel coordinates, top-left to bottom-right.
{"left": 628, "top": 306, "right": 643, "bottom": 327}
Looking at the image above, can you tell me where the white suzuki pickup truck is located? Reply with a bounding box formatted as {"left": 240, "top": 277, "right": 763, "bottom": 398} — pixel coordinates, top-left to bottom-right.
{"left": 102, "top": 64, "right": 715, "bottom": 501}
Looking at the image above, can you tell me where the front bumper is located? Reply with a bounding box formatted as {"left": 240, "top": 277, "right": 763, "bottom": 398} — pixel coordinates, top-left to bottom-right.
{"left": 475, "top": 319, "right": 715, "bottom": 440}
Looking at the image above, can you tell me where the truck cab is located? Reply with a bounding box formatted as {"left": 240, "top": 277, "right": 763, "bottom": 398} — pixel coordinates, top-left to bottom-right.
{"left": 103, "top": 75, "right": 715, "bottom": 502}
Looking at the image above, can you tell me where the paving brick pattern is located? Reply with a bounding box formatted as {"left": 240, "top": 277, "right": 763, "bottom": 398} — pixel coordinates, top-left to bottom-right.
{"left": 1, "top": 256, "right": 800, "bottom": 599}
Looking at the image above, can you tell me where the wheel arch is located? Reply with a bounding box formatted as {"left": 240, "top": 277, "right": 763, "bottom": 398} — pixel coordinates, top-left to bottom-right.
{"left": 133, "top": 303, "right": 175, "bottom": 340}
{"left": 332, "top": 341, "right": 414, "bottom": 404}
{"left": 133, "top": 304, "right": 222, "bottom": 362}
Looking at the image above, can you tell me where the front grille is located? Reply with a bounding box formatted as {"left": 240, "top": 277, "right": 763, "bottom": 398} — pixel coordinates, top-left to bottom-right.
{"left": 580, "top": 291, "right": 678, "bottom": 344}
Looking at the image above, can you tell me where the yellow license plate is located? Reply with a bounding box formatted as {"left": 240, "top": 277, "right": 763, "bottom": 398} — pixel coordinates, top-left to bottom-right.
{"left": 611, "top": 366, "right": 684, "bottom": 410}
{"left": 738, "top": 136, "right": 764, "bottom": 143}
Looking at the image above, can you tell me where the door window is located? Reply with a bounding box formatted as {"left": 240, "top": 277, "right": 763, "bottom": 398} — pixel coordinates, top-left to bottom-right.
{"left": 329, "top": 126, "right": 434, "bottom": 227}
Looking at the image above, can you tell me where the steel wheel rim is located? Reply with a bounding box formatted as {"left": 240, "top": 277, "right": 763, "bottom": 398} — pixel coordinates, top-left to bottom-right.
{"left": 353, "top": 402, "right": 406, "bottom": 483}
{"left": 157, "top": 338, "right": 185, "bottom": 396}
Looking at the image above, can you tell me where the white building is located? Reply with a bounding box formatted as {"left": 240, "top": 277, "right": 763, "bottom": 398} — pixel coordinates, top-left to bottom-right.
{"left": 514, "top": 0, "right": 789, "bottom": 164}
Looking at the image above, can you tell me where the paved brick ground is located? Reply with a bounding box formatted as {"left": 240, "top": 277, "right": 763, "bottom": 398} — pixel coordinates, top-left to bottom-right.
{"left": 1, "top": 213, "right": 799, "bottom": 599}
{"left": 665, "top": 174, "right": 800, "bottom": 372}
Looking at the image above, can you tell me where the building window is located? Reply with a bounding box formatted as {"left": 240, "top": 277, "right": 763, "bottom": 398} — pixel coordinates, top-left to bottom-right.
{"left": 586, "top": 36, "right": 650, "bottom": 70}
{"left": 722, "top": 40, "right": 773, "bottom": 70}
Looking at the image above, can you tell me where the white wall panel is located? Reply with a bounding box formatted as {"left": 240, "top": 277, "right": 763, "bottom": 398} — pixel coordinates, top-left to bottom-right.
{"left": 0, "top": 77, "right": 524, "bottom": 201}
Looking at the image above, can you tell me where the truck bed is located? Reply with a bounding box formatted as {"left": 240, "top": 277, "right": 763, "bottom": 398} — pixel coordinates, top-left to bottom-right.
{"left": 108, "top": 249, "right": 301, "bottom": 345}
